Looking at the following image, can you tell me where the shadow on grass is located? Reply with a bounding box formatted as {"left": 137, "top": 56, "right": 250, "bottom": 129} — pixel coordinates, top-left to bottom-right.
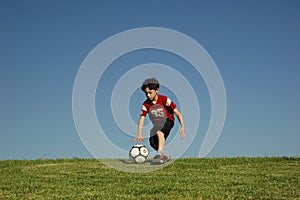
{"left": 98, "top": 158, "right": 173, "bottom": 173}
{"left": 118, "top": 158, "right": 153, "bottom": 165}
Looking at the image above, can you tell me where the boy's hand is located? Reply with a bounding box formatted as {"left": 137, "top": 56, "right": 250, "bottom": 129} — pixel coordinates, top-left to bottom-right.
{"left": 180, "top": 128, "right": 186, "bottom": 139}
{"left": 132, "top": 135, "right": 144, "bottom": 142}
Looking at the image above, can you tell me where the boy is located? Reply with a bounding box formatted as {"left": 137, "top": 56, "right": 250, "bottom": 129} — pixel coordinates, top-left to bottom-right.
{"left": 133, "top": 78, "right": 186, "bottom": 165}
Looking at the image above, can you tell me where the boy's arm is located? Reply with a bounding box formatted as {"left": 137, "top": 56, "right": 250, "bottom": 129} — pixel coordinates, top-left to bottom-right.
{"left": 173, "top": 108, "right": 186, "bottom": 138}
{"left": 132, "top": 116, "right": 145, "bottom": 142}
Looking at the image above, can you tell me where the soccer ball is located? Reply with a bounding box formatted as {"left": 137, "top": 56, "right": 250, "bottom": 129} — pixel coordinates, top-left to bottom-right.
{"left": 129, "top": 144, "right": 149, "bottom": 164}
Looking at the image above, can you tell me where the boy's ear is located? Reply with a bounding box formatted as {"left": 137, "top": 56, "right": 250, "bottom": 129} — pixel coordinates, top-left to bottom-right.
{"left": 156, "top": 88, "right": 160, "bottom": 92}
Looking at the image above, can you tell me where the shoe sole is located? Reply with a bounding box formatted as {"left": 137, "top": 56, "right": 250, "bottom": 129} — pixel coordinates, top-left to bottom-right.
{"left": 151, "top": 159, "right": 164, "bottom": 165}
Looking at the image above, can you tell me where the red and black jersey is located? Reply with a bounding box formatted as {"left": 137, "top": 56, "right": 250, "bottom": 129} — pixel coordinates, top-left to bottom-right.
{"left": 140, "top": 94, "right": 177, "bottom": 123}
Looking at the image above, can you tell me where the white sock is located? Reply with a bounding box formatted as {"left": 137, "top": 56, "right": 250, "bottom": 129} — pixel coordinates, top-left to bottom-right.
{"left": 157, "top": 149, "right": 164, "bottom": 155}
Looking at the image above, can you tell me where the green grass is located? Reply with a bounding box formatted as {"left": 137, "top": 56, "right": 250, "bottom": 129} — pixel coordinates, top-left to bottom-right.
{"left": 0, "top": 157, "right": 299, "bottom": 199}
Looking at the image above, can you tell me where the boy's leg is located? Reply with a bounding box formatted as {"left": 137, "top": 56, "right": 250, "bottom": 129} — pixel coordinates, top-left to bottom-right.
{"left": 151, "top": 119, "right": 174, "bottom": 164}
{"left": 151, "top": 131, "right": 170, "bottom": 165}
{"left": 156, "top": 131, "right": 166, "bottom": 153}
{"left": 158, "top": 119, "right": 174, "bottom": 162}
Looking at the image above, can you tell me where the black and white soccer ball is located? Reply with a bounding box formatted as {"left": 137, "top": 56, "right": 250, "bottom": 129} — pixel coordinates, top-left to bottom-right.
{"left": 129, "top": 144, "right": 149, "bottom": 164}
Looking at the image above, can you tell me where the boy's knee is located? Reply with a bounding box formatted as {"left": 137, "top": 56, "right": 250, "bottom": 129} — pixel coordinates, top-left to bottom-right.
{"left": 156, "top": 131, "right": 164, "bottom": 138}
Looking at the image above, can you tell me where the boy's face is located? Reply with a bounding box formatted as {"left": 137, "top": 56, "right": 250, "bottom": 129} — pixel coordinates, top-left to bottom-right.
{"left": 144, "top": 87, "right": 159, "bottom": 101}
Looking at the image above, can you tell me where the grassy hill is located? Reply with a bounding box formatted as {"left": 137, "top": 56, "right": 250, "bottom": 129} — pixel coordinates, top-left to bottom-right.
{"left": 1, "top": 157, "right": 299, "bottom": 199}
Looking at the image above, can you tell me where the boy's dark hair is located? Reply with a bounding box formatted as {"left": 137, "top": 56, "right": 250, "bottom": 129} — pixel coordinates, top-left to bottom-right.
{"left": 141, "top": 78, "right": 160, "bottom": 91}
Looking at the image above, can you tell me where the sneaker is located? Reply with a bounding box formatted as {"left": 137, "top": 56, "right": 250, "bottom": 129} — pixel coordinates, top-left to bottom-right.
{"left": 163, "top": 155, "right": 171, "bottom": 163}
{"left": 151, "top": 154, "right": 164, "bottom": 165}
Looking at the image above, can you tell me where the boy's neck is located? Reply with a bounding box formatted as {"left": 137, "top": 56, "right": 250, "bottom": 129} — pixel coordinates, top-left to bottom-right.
{"left": 152, "top": 94, "right": 159, "bottom": 103}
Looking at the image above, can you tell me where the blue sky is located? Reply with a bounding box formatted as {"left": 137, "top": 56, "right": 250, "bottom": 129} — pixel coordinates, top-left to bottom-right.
{"left": 1, "top": 0, "right": 299, "bottom": 160}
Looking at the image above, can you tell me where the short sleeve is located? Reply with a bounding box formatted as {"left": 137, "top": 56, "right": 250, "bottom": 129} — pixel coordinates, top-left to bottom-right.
{"left": 140, "top": 104, "right": 148, "bottom": 117}
{"left": 166, "top": 97, "right": 176, "bottom": 110}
